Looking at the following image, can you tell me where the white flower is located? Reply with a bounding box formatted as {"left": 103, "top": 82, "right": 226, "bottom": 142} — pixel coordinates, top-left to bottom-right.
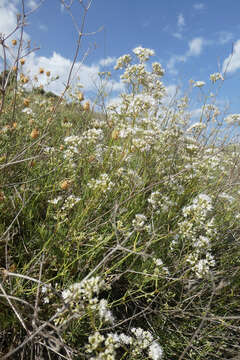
{"left": 224, "top": 114, "right": 240, "bottom": 125}
{"left": 48, "top": 196, "right": 62, "bottom": 204}
{"left": 22, "top": 107, "right": 33, "bottom": 115}
{"left": 133, "top": 46, "right": 155, "bottom": 62}
{"left": 148, "top": 341, "right": 164, "bottom": 360}
{"left": 194, "top": 81, "right": 205, "bottom": 88}
{"left": 210, "top": 72, "right": 224, "bottom": 83}
{"left": 98, "top": 299, "right": 114, "bottom": 324}
{"left": 132, "top": 214, "right": 147, "bottom": 231}
{"left": 186, "top": 122, "right": 206, "bottom": 132}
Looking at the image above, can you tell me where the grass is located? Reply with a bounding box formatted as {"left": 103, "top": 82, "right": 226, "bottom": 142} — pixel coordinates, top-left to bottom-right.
{"left": 1, "top": 14, "right": 240, "bottom": 360}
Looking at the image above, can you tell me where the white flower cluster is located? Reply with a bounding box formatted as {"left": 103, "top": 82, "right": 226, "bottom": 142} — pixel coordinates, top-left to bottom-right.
{"left": 224, "top": 113, "right": 240, "bottom": 125}
{"left": 133, "top": 46, "right": 155, "bottom": 62}
{"left": 61, "top": 194, "right": 80, "bottom": 211}
{"left": 114, "top": 54, "right": 132, "bottom": 70}
{"left": 62, "top": 276, "right": 107, "bottom": 303}
{"left": 132, "top": 214, "right": 147, "bottom": 231}
{"left": 148, "top": 191, "right": 174, "bottom": 214}
{"left": 88, "top": 173, "right": 114, "bottom": 194}
{"left": 186, "top": 122, "right": 206, "bottom": 133}
{"left": 172, "top": 194, "right": 217, "bottom": 278}
{"left": 210, "top": 72, "right": 224, "bottom": 83}
{"left": 193, "top": 81, "right": 205, "bottom": 88}
{"left": 85, "top": 327, "right": 163, "bottom": 360}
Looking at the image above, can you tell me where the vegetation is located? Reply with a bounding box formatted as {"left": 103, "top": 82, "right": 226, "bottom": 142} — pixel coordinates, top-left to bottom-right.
{"left": 1, "top": 2, "right": 240, "bottom": 359}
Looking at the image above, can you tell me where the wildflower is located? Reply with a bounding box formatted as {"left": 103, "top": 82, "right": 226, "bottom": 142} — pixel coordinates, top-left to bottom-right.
{"left": 30, "top": 129, "right": 39, "bottom": 139}
{"left": 186, "top": 122, "right": 206, "bottom": 132}
{"left": 12, "top": 65, "right": 17, "bottom": 72}
{"left": 148, "top": 341, "right": 164, "bottom": 360}
{"left": 133, "top": 46, "right": 155, "bottom": 62}
{"left": 20, "top": 58, "right": 25, "bottom": 65}
{"left": 12, "top": 39, "right": 17, "bottom": 46}
{"left": 194, "top": 81, "right": 205, "bottom": 88}
{"left": 39, "top": 67, "right": 44, "bottom": 74}
{"left": 132, "top": 214, "right": 147, "bottom": 231}
{"left": 224, "top": 114, "right": 240, "bottom": 125}
{"left": 46, "top": 71, "right": 51, "bottom": 76}
{"left": 210, "top": 72, "right": 224, "bottom": 83}
{"left": 48, "top": 196, "right": 62, "bottom": 205}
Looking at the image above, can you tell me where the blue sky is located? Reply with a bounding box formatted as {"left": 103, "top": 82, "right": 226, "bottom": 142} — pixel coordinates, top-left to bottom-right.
{"left": 1, "top": 0, "right": 240, "bottom": 115}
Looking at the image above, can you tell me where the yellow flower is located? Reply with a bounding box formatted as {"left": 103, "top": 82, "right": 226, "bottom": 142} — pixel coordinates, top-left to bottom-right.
{"left": 12, "top": 39, "right": 17, "bottom": 46}
{"left": 46, "top": 71, "right": 51, "bottom": 77}
{"left": 39, "top": 68, "right": 44, "bottom": 74}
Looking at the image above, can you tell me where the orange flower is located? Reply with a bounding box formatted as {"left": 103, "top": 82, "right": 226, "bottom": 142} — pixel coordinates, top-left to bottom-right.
{"left": 60, "top": 180, "right": 71, "bottom": 190}
{"left": 39, "top": 68, "right": 44, "bottom": 74}
{"left": 30, "top": 129, "right": 39, "bottom": 139}
{"left": 83, "top": 101, "right": 90, "bottom": 111}
{"left": 12, "top": 39, "right": 17, "bottom": 46}
{"left": 20, "top": 58, "right": 25, "bottom": 65}
{"left": 12, "top": 65, "right": 17, "bottom": 72}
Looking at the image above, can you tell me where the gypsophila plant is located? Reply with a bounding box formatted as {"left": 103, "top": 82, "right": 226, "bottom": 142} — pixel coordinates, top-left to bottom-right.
{"left": 1, "top": 6, "right": 240, "bottom": 357}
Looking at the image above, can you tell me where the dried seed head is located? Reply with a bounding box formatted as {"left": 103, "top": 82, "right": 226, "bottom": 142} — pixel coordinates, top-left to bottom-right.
{"left": 77, "top": 92, "right": 84, "bottom": 101}
{"left": 23, "top": 98, "right": 30, "bottom": 107}
{"left": 83, "top": 101, "right": 90, "bottom": 111}
{"left": 60, "top": 180, "right": 71, "bottom": 190}
{"left": 30, "top": 129, "right": 39, "bottom": 139}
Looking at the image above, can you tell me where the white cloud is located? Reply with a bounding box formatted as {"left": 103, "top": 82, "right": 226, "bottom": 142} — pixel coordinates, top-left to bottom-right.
{"left": 187, "top": 37, "right": 204, "bottom": 56}
{"left": 99, "top": 56, "right": 116, "bottom": 67}
{"left": 222, "top": 40, "right": 240, "bottom": 74}
{"left": 190, "top": 108, "right": 203, "bottom": 119}
{"left": 193, "top": 3, "right": 205, "bottom": 10}
{"left": 0, "top": 1, "right": 18, "bottom": 37}
{"left": 39, "top": 24, "right": 48, "bottom": 32}
{"left": 177, "top": 13, "right": 185, "bottom": 29}
{"left": 0, "top": 1, "right": 30, "bottom": 62}
{"left": 167, "top": 37, "right": 204, "bottom": 74}
{"left": 217, "top": 31, "right": 233, "bottom": 45}
{"left": 173, "top": 32, "right": 183, "bottom": 39}
{"left": 27, "top": 0, "right": 38, "bottom": 11}
{"left": 166, "top": 55, "right": 187, "bottom": 74}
